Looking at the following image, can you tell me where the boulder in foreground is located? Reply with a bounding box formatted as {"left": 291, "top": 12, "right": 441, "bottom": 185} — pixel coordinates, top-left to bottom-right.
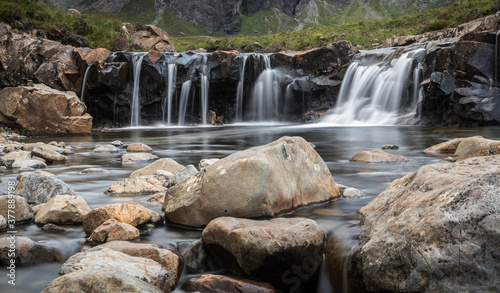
{"left": 452, "top": 136, "right": 500, "bottom": 161}
{"left": 163, "top": 136, "right": 339, "bottom": 227}
{"left": 347, "top": 155, "right": 500, "bottom": 292}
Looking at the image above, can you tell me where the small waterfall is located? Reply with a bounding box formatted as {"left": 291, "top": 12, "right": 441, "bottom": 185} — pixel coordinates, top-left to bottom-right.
{"left": 178, "top": 81, "right": 192, "bottom": 125}
{"left": 249, "top": 54, "right": 282, "bottom": 121}
{"left": 200, "top": 55, "right": 209, "bottom": 125}
{"left": 284, "top": 83, "right": 294, "bottom": 113}
{"left": 413, "top": 63, "right": 424, "bottom": 116}
{"left": 131, "top": 53, "right": 145, "bottom": 126}
{"left": 80, "top": 65, "right": 90, "bottom": 101}
{"left": 322, "top": 50, "right": 420, "bottom": 125}
{"left": 235, "top": 54, "right": 249, "bottom": 122}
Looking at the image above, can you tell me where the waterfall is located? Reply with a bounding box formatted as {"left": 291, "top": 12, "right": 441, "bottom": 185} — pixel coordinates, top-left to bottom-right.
{"left": 235, "top": 54, "right": 248, "bottom": 122}
{"left": 131, "top": 53, "right": 145, "bottom": 126}
{"left": 200, "top": 55, "right": 209, "bottom": 125}
{"left": 321, "top": 50, "right": 421, "bottom": 125}
{"left": 80, "top": 65, "right": 90, "bottom": 101}
{"left": 178, "top": 81, "right": 192, "bottom": 125}
{"left": 249, "top": 54, "right": 282, "bottom": 121}
{"left": 413, "top": 63, "right": 424, "bottom": 116}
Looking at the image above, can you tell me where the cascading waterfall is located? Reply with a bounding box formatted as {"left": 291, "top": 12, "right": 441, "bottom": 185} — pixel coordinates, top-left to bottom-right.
{"left": 413, "top": 63, "right": 424, "bottom": 115}
{"left": 249, "top": 54, "right": 281, "bottom": 121}
{"left": 235, "top": 54, "right": 248, "bottom": 122}
{"left": 131, "top": 53, "right": 145, "bottom": 126}
{"left": 200, "top": 55, "right": 209, "bottom": 125}
{"left": 178, "top": 81, "right": 192, "bottom": 125}
{"left": 322, "top": 49, "right": 422, "bottom": 125}
{"left": 80, "top": 65, "right": 90, "bottom": 101}
{"left": 158, "top": 53, "right": 178, "bottom": 125}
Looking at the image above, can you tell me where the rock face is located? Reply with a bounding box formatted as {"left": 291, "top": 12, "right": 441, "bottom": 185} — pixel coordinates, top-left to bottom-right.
{"left": 452, "top": 136, "right": 500, "bottom": 161}
{"left": 0, "top": 84, "right": 92, "bottom": 136}
{"left": 164, "top": 136, "right": 339, "bottom": 227}
{"left": 182, "top": 274, "right": 275, "bottom": 293}
{"left": 350, "top": 149, "right": 409, "bottom": 163}
{"left": 0, "top": 195, "right": 34, "bottom": 223}
{"left": 34, "top": 194, "right": 91, "bottom": 224}
{"left": 59, "top": 247, "right": 170, "bottom": 292}
{"left": 84, "top": 219, "right": 140, "bottom": 244}
{"left": 122, "top": 24, "right": 175, "bottom": 52}
{"left": 41, "top": 267, "right": 163, "bottom": 293}
{"left": 82, "top": 202, "right": 153, "bottom": 233}
{"left": 347, "top": 155, "right": 500, "bottom": 292}
{"left": 202, "top": 217, "right": 325, "bottom": 289}
{"left": 105, "top": 175, "right": 169, "bottom": 195}
{"left": 130, "top": 158, "right": 184, "bottom": 178}
{"left": 15, "top": 173, "right": 76, "bottom": 205}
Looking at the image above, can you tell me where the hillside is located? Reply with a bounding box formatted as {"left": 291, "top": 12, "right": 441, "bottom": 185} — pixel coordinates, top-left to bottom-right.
{"left": 42, "top": 0, "right": 458, "bottom": 37}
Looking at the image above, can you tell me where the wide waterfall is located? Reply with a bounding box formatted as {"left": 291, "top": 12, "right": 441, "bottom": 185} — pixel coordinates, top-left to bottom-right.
{"left": 131, "top": 53, "right": 146, "bottom": 126}
{"left": 322, "top": 48, "right": 425, "bottom": 125}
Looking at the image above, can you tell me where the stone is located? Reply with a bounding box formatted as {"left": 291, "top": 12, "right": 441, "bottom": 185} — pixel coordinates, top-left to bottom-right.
{"left": 58, "top": 247, "right": 170, "bottom": 292}
{"left": 0, "top": 215, "right": 5, "bottom": 230}
{"left": 66, "top": 34, "right": 89, "bottom": 48}
{"left": 23, "top": 143, "right": 64, "bottom": 152}
{"left": 347, "top": 155, "right": 500, "bottom": 292}
{"left": 83, "top": 219, "right": 140, "bottom": 244}
{"left": 381, "top": 145, "right": 399, "bottom": 150}
{"left": 452, "top": 136, "right": 500, "bottom": 161}
{"left": 31, "top": 147, "right": 67, "bottom": 163}
{"left": 0, "top": 84, "right": 92, "bottom": 136}
{"left": 349, "top": 149, "right": 408, "bottom": 163}
{"left": 18, "top": 166, "right": 36, "bottom": 172}
{"left": 111, "top": 140, "right": 123, "bottom": 146}
{"left": 79, "top": 167, "right": 106, "bottom": 174}
{"left": 92, "top": 145, "right": 120, "bottom": 153}
{"left": 121, "top": 153, "right": 158, "bottom": 164}
{"left": 178, "top": 239, "right": 207, "bottom": 274}
{"left": 95, "top": 241, "right": 181, "bottom": 290}
{"left": 0, "top": 236, "right": 62, "bottom": 263}
{"left": 82, "top": 202, "right": 153, "bottom": 234}
{"left": 74, "top": 47, "right": 111, "bottom": 63}
{"left": 336, "top": 184, "right": 364, "bottom": 198}
{"left": 198, "top": 158, "right": 219, "bottom": 170}
{"left": 182, "top": 274, "right": 275, "bottom": 293}
{"left": 41, "top": 268, "right": 163, "bottom": 293}
{"left": 122, "top": 23, "right": 175, "bottom": 52}
{"left": 207, "top": 110, "right": 217, "bottom": 125}
{"left": 148, "top": 193, "right": 165, "bottom": 204}
{"left": 12, "top": 159, "right": 47, "bottom": 169}
{"left": 127, "top": 143, "right": 153, "bottom": 152}
{"left": 424, "top": 136, "right": 483, "bottom": 153}
{"left": 106, "top": 175, "right": 169, "bottom": 195}
{"left": 172, "top": 165, "right": 198, "bottom": 185}
{"left": 1, "top": 150, "right": 30, "bottom": 167}
{"left": 17, "top": 170, "right": 55, "bottom": 180}
{"left": 42, "top": 223, "right": 69, "bottom": 233}
{"left": 164, "top": 136, "right": 339, "bottom": 227}
{"left": 66, "top": 8, "right": 81, "bottom": 18}
{"left": 129, "top": 158, "right": 184, "bottom": 178}
{"left": 34, "top": 194, "right": 91, "bottom": 224}
{"left": 0, "top": 195, "right": 34, "bottom": 223}
{"left": 202, "top": 217, "right": 325, "bottom": 289}
{"left": 15, "top": 173, "right": 75, "bottom": 205}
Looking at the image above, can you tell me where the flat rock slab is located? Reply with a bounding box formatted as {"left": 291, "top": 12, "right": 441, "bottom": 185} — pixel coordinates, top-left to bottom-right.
{"left": 106, "top": 175, "right": 168, "bottom": 195}
{"left": 350, "top": 149, "right": 408, "bottom": 163}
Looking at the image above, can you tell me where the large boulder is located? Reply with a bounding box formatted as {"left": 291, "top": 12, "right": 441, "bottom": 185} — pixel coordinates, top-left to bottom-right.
{"left": 347, "top": 155, "right": 500, "bottom": 292}
{"left": 15, "top": 173, "right": 75, "bottom": 205}
{"left": 164, "top": 136, "right": 339, "bottom": 227}
{"left": 95, "top": 241, "right": 181, "bottom": 290}
{"left": 83, "top": 219, "right": 140, "bottom": 244}
{"left": 202, "top": 217, "right": 325, "bottom": 289}
{"left": 82, "top": 203, "right": 153, "bottom": 234}
{"left": 182, "top": 274, "right": 275, "bottom": 293}
{"left": 41, "top": 267, "right": 163, "bottom": 293}
{"left": 0, "top": 84, "right": 92, "bottom": 136}
{"left": 452, "top": 136, "right": 500, "bottom": 161}
{"left": 58, "top": 247, "right": 170, "bottom": 292}
{"left": 0, "top": 195, "right": 34, "bottom": 223}
{"left": 34, "top": 194, "right": 91, "bottom": 224}
{"left": 130, "top": 158, "right": 184, "bottom": 178}
{"left": 122, "top": 23, "right": 175, "bottom": 52}
{"left": 350, "top": 149, "right": 408, "bottom": 163}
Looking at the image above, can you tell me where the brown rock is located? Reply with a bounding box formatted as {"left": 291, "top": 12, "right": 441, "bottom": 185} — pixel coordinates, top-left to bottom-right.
{"left": 92, "top": 144, "right": 120, "bottom": 153}
{"left": 79, "top": 167, "right": 106, "bottom": 174}
{"left": 75, "top": 47, "right": 111, "bottom": 63}
{"left": 350, "top": 149, "right": 408, "bottom": 163}
{"left": 207, "top": 110, "right": 217, "bottom": 125}
{"left": 452, "top": 136, "right": 500, "bottom": 161}
{"left": 105, "top": 175, "right": 169, "bottom": 195}
{"left": 0, "top": 215, "right": 5, "bottom": 230}
{"left": 0, "top": 84, "right": 92, "bottom": 136}
{"left": 148, "top": 193, "right": 165, "bottom": 204}
{"left": 182, "top": 274, "right": 275, "bottom": 293}
{"left": 121, "top": 153, "right": 158, "bottom": 164}
{"left": 202, "top": 217, "right": 325, "bottom": 289}
{"left": 127, "top": 143, "right": 153, "bottom": 152}
{"left": 423, "top": 137, "right": 483, "bottom": 153}
{"left": 0, "top": 195, "right": 34, "bottom": 223}
{"left": 0, "top": 236, "right": 62, "bottom": 263}
{"left": 84, "top": 219, "right": 140, "bottom": 244}
{"left": 147, "top": 50, "right": 162, "bottom": 64}
{"left": 82, "top": 202, "right": 153, "bottom": 233}
{"left": 130, "top": 158, "right": 184, "bottom": 178}
{"left": 17, "top": 170, "right": 55, "bottom": 180}
{"left": 214, "top": 50, "right": 239, "bottom": 78}
{"left": 123, "top": 24, "right": 175, "bottom": 52}
{"left": 34, "top": 194, "right": 91, "bottom": 224}
{"left": 32, "top": 147, "right": 67, "bottom": 163}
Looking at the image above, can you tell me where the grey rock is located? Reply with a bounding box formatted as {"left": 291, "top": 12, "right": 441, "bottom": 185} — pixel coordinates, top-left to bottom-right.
{"left": 172, "top": 165, "right": 198, "bottom": 185}
{"left": 0, "top": 195, "right": 34, "bottom": 223}
{"left": 92, "top": 144, "right": 120, "bottom": 153}
{"left": 15, "top": 173, "right": 75, "bottom": 205}
{"left": 178, "top": 239, "right": 207, "bottom": 274}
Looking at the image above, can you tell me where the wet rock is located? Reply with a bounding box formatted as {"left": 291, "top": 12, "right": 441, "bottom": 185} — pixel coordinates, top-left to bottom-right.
{"left": 148, "top": 193, "right": 165, "bottom": 204}
{"left": 178, "top": 239, "right": 207, "bottom": 274}
{"left": 83, "top": 219, "right": 140, "bottom": 244}
{"left": 41, "top": 267, "right": 163, "bottom": 293}
{"left": 121, "top": 153, "right": 158, "bottom": 164}
{"left": 127, "top": 143, "right": 153, "bottom": 152}
{"left": 207, "top": 110, "right": 217, "bottom": 125}
{"left": 94, "top": 241, "right": 181, "bottom": 290}
{"left": 198, "top": 158, "right": 219, "bottom": 170}
{"left": 15, "top": 173, "right": 75, "bottom": 205}
{"left": 122, "top": 23, "right": 175, "bottom": 52}
{"left": 452, "top": 136, "right": 500, "bottom": 161}
{"left": 106, "top": 175, "right": 169, "bottom": 195}
{"left": 381, "top": 145, "right": 399, "bottom": 150}
{"left": 336, "top": 184, "right": 364, "bottom": 198}
{"left": 42, "top": 223, "right": 69, "bottom": 233}
{"left": 0, "top": 216, "right": 5, "bottom": 230}
{"left": 0, "top": 195, "right": 34, "bottom": 223}
{"left": 347, "top": 155, "right": 500, "bottom": 292}
{"left": 12, "top": 159, "right": 47, "bottom": 169}
{"left": 92, "top": 145, "right": 120, "bottom": 153}
{"left": 34, "top": 194, "right": 91, "bottom": 224}
{"left": 31, "top": 147, "right": 67, "bottom": 163}
{"left": 129, "top": 158, "right": 184, "bottom": 178}
{"left": 0, "top": 84, "right": 92, "bottom": 136}
{"left": 350, "top": 149, "right": 408, "bottom": 163}
{"left": 164, "top": 137, "right": 339, "bottom": 227}
{"left": 17, "top": 170, "right": 55, "bottom": 180}
{"left": 79, "top": 167, "right": 106, "bottom": 174}
{"left": 0, "top": 236, "right": 62, "bottom": 264}
{"left": 82, "top": 202, "right": 153, "bottom": 234}
{"left": 203, "top": 217, "right": 325, "bottom": 289}
{"left": 58, "top": 247, "right": 170, "bottom": 292}
{"left": 182, "top": 274, "right": 275, "bottom": 293}
{"left": 172, "top": 165, "right": 198, "bottom": 185}
{"left": 1, "top": 150, "right": 31, "bottom": 167}
{"left": 111, "top": 140, "right": 123, "bottom": 146}
{"left": 423, "top": 136, "right": 483, "bottom": 153}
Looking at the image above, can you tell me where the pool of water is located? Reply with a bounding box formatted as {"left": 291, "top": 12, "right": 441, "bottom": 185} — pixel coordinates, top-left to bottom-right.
{"left": 1, "top": 124, "right": 499, "bottom": 292}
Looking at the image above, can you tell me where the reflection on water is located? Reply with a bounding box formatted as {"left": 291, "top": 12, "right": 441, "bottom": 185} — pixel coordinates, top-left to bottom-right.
{"left": 1, "top": 125, "right": 500, "bottom": 292}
